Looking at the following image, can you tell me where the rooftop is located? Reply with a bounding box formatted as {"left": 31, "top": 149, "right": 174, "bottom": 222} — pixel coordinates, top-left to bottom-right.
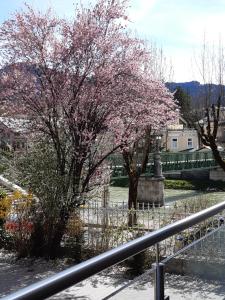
{"left": 0, "top": 117, "right": 30, "bottom": 133}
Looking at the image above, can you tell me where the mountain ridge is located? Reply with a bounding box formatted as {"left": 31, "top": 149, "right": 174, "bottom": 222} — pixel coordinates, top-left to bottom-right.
{"left": 166, "top": 81, "right": 225, "bottom": 104}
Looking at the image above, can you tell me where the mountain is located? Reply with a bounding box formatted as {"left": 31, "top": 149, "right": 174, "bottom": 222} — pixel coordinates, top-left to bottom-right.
{"left": 166, "top": 81, "right": 225, "bottom": 105}
{"left": 166, "top": 81, "right": 201, "bottom": 97}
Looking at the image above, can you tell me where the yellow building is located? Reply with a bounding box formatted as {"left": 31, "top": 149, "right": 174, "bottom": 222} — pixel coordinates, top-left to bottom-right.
{"left": 162, "top": 117, "right": 199, "bottom": 152}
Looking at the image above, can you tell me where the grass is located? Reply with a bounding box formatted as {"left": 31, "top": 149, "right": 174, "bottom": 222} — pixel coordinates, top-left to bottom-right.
{"left": 111, "top": 176, "right": 225, "bottom": 191}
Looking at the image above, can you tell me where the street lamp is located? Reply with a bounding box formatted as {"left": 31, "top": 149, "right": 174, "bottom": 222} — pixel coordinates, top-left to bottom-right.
{"left": 153, "top": 134, "right": 163, "bottom": 178}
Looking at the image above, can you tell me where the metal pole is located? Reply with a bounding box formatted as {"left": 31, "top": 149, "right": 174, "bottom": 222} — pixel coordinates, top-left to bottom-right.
{"left": 153, "top": 262, "right": 165, "bottom": 300}
{"left": 153, "top": 136, "right": 163, "bottom": 178}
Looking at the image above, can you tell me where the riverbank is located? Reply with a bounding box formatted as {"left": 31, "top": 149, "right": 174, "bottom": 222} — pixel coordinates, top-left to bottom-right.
{"left": 111, "top": 177, "right": 225, "bottom": 191}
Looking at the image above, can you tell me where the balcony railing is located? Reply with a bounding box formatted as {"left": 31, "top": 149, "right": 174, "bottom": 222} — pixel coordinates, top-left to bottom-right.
{"left": 2, "top": 200, "right": 225, "bottom": 300}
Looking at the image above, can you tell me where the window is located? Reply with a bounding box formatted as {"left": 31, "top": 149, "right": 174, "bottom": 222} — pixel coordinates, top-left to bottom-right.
{"left": 187, "top": 138, "right": 193, "bottom": 149}
{"left": 171, "top": 138, "right": 178, "bottom": 149}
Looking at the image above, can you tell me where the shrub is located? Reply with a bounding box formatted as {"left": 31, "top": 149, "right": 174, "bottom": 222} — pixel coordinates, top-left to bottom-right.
{"left": 0, "top": 189, "right": 7, "bottom": 200}
{"left": 164, "top": 179, "right": 195, "bottom": 190}
{"left": 165, "top": 179, "right": 225, "bottom": 191}
{"left": 3, "top": 191, "right": 34, "bottom": 257}
{"left": 0, "top": 193, "right": 13, "bottom": 249}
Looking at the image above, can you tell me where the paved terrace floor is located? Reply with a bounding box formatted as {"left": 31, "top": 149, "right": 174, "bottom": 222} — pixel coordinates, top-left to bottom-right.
{"left": 2, "top": 189, "right": 225, "bottom": 299}
{"left": 1, "top": 249, "right": 225, "bottom": 300}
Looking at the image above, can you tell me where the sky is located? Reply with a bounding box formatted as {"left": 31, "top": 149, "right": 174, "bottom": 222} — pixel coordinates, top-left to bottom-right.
{"left": 1, "top": 0, "right": 225, "bottom": 83}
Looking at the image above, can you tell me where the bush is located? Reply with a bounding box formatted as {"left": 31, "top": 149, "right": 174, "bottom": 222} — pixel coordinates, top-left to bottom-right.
{"left": 0, "top": 193, "right": 13, "bottom": 249}
{"left": 3, "top": 191, "right": 34, "bottom": 257}
{"left": 0, "top": 189, "right": 7, "bottom": 199}
{"left": 164, "top": 179, "right": 195, "bottom": 190}
{"left": 165, "top": 179, "right": 225, "bottom": 191}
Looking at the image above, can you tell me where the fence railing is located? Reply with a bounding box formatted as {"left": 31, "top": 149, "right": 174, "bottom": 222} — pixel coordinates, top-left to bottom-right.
{"left": 109, "top": 151, "right": 218, "bottom": 177}
{"left": 3, "top": 199, "right": 225, "bottom": 300}
{"left": 73, "top": 195, "right": 221, "bottom": 253}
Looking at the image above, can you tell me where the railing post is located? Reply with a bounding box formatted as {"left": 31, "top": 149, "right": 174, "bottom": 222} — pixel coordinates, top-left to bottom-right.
{"left": 152, "top": 262, "right": 166, "bottom": 300}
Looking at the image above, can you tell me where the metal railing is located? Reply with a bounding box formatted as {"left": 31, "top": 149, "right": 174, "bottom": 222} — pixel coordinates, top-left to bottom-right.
{"left": 77, "top": 195, "right": 221, "bottom": 251}
{"left": 2, "top": 200, "right": 225, "bottom": 300}
{"left": 109, "top": 151, "right": 218, "bottom": 177}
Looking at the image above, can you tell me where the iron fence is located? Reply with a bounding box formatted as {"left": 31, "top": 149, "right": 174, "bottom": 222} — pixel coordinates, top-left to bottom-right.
{"left": 67, "top": 195, "right": 221, "bottom": 254}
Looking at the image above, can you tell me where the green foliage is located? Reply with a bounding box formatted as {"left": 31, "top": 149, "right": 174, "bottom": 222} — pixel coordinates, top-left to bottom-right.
{"left": 12, "top": 140, "right": 70, "bottom": 257}
{"left": 15, "top": 140, "right": 65, "bottom": 217}
{"left": 174, "top": 86, "right": 191, "bottom": 121}
{"left": 12, "top": 140, "right": 89, "bottom": 258}
{"left": 165, "top": 179, "right": 225, "bottom": 191}
{"left": 0, "top": 189, "right": 7, "bottom": 199}
{"left": 0, "top": 149, "right": 14, "bottom": 175}
{"left": 165, "top": 179, "right": 195, "bottom": 189}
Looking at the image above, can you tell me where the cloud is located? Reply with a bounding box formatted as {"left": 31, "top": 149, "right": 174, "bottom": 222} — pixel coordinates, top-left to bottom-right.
{"left": 127, "top": 0, "right": 225, "bottom": 81}
{"left": 129, "top": 0, "right": 157, "bottom": 22}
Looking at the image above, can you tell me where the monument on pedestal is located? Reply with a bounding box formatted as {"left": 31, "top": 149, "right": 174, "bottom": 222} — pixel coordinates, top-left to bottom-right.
{"left": 137, "top": 135, "right": 165, "bottom": 206}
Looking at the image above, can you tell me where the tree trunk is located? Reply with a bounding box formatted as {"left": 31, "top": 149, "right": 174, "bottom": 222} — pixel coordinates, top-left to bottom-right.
{"left": 30, "top": 215, "right": 46, "bottom": 257}
{"left": 30, "top": 209, "right": 68, "bottom": 259}
{"left": 128, "top": 175, "right": 138, "bottom": 227}
{"left": 210, "top": 143, "right": 225, "bottom": 171}
{"left": 47, "top": 218, "right": 67, "bottom": 259}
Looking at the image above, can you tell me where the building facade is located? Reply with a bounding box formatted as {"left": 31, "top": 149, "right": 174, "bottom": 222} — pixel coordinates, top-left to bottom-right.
{"left": 0, "top": 117, "right": 29, "bottom": 151}
{"left": 162, "top": 118, "right": 199, "bottom": 152}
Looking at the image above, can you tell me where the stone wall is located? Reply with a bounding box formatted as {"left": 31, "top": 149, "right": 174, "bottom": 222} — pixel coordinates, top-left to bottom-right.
{"left": 210, "top": 167, "right": 225, "bottom": 182}
{"left": 166, "top": 257, "right": 225, "bottom": 281}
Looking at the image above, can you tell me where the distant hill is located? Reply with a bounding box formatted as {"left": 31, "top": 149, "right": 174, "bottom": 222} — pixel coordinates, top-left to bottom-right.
{"left": 166, "top": 81, "right": 225, "bottom": 105}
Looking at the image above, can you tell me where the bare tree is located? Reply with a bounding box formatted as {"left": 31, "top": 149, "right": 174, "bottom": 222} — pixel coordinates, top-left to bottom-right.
{"left": 191, "top": 37, "right": 225, "bottom": 171}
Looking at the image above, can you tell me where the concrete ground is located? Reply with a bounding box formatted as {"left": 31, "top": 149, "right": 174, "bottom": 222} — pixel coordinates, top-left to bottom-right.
{"left": 1, "top": 250, "right": 225, "bottom": 300}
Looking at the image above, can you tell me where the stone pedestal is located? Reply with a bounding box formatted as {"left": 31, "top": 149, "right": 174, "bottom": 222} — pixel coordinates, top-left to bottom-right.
{"left": 210, "top": 167, "right": 225, "bottom": 182}
{"left": 137, "top": 175, "right": 165, "bottom": 206}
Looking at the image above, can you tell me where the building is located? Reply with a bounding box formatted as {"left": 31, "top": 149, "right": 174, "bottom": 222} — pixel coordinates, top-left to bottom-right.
{"left": 0, "top": 117, "right": 29, "bottom": 151}
{"left": 161, "top": 117, "right": 199, "bottom": 152}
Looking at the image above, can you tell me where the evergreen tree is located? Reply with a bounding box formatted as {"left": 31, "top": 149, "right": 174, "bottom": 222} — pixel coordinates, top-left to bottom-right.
{"left": 174, "top": 86, "right": 191, "bottom": 121}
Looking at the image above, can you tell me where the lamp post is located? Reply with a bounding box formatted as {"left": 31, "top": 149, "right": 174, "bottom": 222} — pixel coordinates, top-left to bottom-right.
{"left": 153, "top": 135, "right": 163, "bottom": 178}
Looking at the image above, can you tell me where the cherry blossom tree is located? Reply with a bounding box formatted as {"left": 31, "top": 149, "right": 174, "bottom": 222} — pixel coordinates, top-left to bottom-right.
{"left": 119, "top": 79, "right": 177, "bottom": 216}
{"left": 114, "top": 50, "right": 178, "bottom": 216}
{"left": 0, "top": 0, "right": 177, "bottom": 256}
